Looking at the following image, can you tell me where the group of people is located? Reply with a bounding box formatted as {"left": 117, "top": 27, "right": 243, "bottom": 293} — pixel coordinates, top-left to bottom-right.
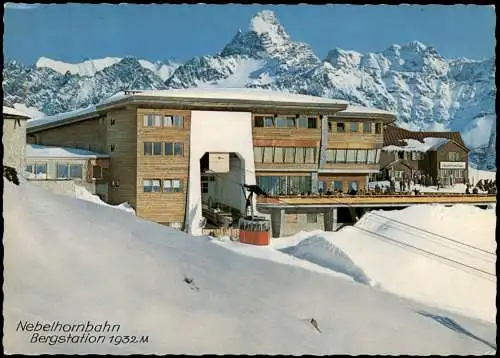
{"left": 465, "top": 179, "right": 497, "bottom": 194}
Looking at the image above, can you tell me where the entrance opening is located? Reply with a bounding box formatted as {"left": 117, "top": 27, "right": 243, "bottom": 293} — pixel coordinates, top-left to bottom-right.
{"left": 200, "top": 152, "right": 246, "bottom": 230}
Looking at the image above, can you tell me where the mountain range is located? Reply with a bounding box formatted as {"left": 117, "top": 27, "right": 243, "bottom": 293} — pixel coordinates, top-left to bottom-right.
{"left": 2, "top": 10, "right": 496, "bottom": 170}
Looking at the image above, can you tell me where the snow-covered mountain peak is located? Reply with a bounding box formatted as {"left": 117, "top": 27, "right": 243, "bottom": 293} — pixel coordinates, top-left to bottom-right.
{"left": 325, "top": 48, "right": 362, "bottom": 69}
{"left": 249, "top": 10, "right": 290, "bottom": 43}
{"left": 36, "top": 56, "right": 122, "bottom": 77}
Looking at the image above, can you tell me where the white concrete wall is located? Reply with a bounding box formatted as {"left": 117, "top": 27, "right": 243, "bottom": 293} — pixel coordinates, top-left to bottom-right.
{"left": 2, "top": 118, "right": 27, "bottom": 174}
{"left": 187, "top": 110, "right": 256, "bottom": 236}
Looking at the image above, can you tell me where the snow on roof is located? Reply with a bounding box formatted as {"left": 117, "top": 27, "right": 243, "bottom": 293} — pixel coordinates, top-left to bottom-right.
{"left": 3, "top": 106, "right": 31, "bottom": 118}
{"left": 383, "top": 137, "right": 450, "bottom": 152}
{"left": 27, "top": 105, "right": 97, "bottom": 130}
{"left": 335, "top": 105, "right": 395, "bottom": 116}
{"left": 26, "top": 144, "right": 109, "bottom": 159}
{"left": 98, "top": 88, "right": 349, "bottom": 107}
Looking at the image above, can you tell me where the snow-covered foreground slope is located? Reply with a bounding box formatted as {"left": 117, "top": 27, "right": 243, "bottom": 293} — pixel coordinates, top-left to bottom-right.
{"left": 218, "top": 205, "right": 496, "bottom": 324}
{"left": 3, "top": 179, "right": 496, "bottom": 354}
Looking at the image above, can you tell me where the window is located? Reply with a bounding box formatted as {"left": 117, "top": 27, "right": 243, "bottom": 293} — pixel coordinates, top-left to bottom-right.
{"left": 274, "top": 147, "right": 284, "bottom": 163}
{"left": 164, "top": 142, "right": 184, "bottom": 156}
{"left": 375, "top": 123, "right": 382, "bottom": 134}
{"left": 143, "top": 114, "right": 154, "bottom": 127}
{"left": 394, "top": 171, "right": 404, "bottom": 179}
{"left": 350, "top": 122, "right": 359, "bottom": 132}
{"left": 201, "top": 181, "right": 209, "bottom": 193}
{"left": 448, "top": 152, "right": 460, "bottom": 161}
{"left": 295, "top": 147, "right": 305, "bottom": 163}
{"left": 57, "top": 163, "right": 83, "bottom": 179}
{"left": 332, "top": 180, "right": 343, "bottom": 191}
{"left": 298, "top": 117, "right": 308, "bottom": 128}
{"left": 92, "top": 166, "right": 102, "bottom": 179}
{"left": 363, "top": 122, "right": 372, "bottom": 134}
{"left": 110, "top": 144, "right": 115, "bottom": 152}
{"left": 143, "top": 179, "right": 161, "bottom": 192}
{"left": 336, "top": 122, "right": 345, "bottom": 133}
{"left": 327, "top": 121, "right": 334, "bottom": 132}
{"left": 305, "top": 148, "right": 317, "bottom": 163}
{"left": 144, "top": 142, "right": 162, "bottom": 155}
{"left": 163, "top": 115, "right": 173, "bottom": 127}
{"left": 307, "top": 117, "right": 317, "bottom": 129}
{"left": 25, "top": 162, "right": 47, "bottom": 179}
{"left": 263, "top": 147, "right": 274, "bottom": 163}
{"left": 367, "top": 149, "right": 377, "bottom": 164}
{"left": 255, "top": 116, "right": 264, "bottom": 127}
{"left": 398, "top": 151, "right": 405, "bottom": 160}
{"left": 173, "top": 143, "right": 183, "bottom": 156}
{"left": 286, "top": 117, "right": 296, "bottom": 128}
{"left": 375, "top": 149, "right": 381, "bottom": 163}
{"left": 275, "top": 117, "right": 287, "bottom": 128}
{"left": 307, "top": 213, "right": 317, "bottom": 223}
{"left": 264, "top": 117, "right": 274, "bottom": 128}
{"left": 253, "top": 147, "right": 264, "bottom": 163}
{"left": 336, "top": 149, "right": 346, "bottom": 163}
{"left": 348, "top": 181, "right": 359, "bottom": 192}
{"left": 411, "top": 151, "right": 424, "bottom": 161}
{"left": 173, "top": 115, "right": 184, "bottom": 128}
{"left": 346, "top": 149, "right": 357, "bottom": 163}
{"left": 357, "top": 149, "right": 368, "bottom": 163}
{"left": 164, "top": 179, "right": 182, "bottom": 193}
{"left": 284, "top": 147, "right": 295, "bottom": 163}
{"left": 326, "top": 149, "right": 335, "bottom": 163}
{"left": 110, "top": 118, "right": 116, "bottom": 126}
{"left": 153, "top": 114, "right": 162, "bottom": 127}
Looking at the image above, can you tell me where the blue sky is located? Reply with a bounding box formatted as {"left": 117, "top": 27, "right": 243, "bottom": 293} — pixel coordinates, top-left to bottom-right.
{"left": 3, "top": 4, "right": 495, "bottom": 65}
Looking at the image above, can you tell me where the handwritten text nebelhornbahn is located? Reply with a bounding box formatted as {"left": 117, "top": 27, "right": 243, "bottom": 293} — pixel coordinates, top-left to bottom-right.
{"left": 17, "top": 320, "right": 120, "bottom": 334}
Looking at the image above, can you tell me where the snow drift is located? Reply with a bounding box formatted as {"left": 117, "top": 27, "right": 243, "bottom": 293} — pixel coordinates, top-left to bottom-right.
{"left": 3, "top": 179, "right": 496, "bottom": 354}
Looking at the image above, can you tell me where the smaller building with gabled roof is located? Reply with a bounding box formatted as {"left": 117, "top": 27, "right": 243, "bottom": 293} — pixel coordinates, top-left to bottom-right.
{"left": 379, "top": 125, "right": 470, "bottom": 185}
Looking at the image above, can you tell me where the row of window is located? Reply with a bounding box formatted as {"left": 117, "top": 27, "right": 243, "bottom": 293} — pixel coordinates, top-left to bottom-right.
{"left": 396, "top": 151, "right": 425, "bottom": 161}
{"left": 256, "top": 176, "right": 313, "bottom": 196}
{"left": 328, "top": 121, "right": 382, "bottom": 134}
{"left": 254, "top": 147, "right": 318, "bottom": 164}
{"left": 144, "top": 142, "right": 184, "bottom": 156}
{"left": 25, "top": 163, "right": 84, "bottom": 179}
{"left": 143, "top": 178, "right": 183, "bottom": 193}
{"left": 143, "top": 114, "right": 184, "bottom": 128}
{"left": 318, "top": 180, "right": 360, "bottom": 193}
{"left": 325, "top": 149, "right": 381, "bottom": 164}
{"left": 253, "top": 115, "right": 383, "bottom": 134}
{"left": 395, "top": 151, "right": 460, "bottom": 161}
{"left": 254, "top": 115, "right": 318, "bottom": 129}
{"left": 25, "top": 162, "right": 104, "bottom": 180}
{"left": 439, "top": 169, "right": 464, "bottom": 178}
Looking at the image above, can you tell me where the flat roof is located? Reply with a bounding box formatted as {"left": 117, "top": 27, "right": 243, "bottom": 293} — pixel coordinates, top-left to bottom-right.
{"left": 3, "top": 106, "right": 31, "bottom": 118}
{"left": 26, "top": 144, "right": 109, "bottom": 159}
{"left": 98, "top": 88, "right": 350, "bottom": 107}
{"left": 332, "top": 105, "right": 396, "bottom": 121}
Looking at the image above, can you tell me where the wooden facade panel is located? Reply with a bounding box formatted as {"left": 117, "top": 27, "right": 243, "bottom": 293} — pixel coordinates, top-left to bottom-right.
{"left": 34, "top": 117, "right": 106, "bottom": 152}
{"left": 253, "top": 139, "right": 320, "bottom": 147}
{"left": 253, "top": 128, "right": 321, "bottom": 141}
{"left": 136, "top": 108, "right": 191, "bottom": 224}
{"left": 107, "top": 107, "right": 137, "bottom": 207}
{"left": 256, "top": 171, "right": 315, "bottom": 177}
{"left": 322, "top": 163, "right": 380, "bottom": 171}
{"left": 255, "top": 163, "right": 318, "bottom": 171}
{"left": 327, "top": 135, "right": 382, "bottom": 148}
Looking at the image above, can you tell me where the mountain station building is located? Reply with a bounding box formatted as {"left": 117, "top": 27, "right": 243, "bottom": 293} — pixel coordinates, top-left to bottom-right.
{"left": 25, "top": 88, "right": 396, "bottom": 235}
